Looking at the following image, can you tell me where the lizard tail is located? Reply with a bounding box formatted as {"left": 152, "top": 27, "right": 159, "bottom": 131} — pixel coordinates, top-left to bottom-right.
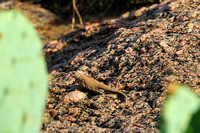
{"left": 106, "top": 85, "right": 127, "bottom": 104}
{"left": 99, "top": 83, "right": 127, "bottom": 106}
{"left": 117, "top": 91, "right": 127, "bottom": 104}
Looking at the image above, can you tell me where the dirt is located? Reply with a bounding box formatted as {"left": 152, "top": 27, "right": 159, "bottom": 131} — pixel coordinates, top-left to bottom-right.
{"left": 2, "top": 0, "right": 199, "bottom": 132}
{"left": 42, "top": 0, "right": 200, "bottom": 132}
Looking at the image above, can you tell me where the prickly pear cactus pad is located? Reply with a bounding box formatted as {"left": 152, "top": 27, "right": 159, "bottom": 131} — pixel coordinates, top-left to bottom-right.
{"left": 0, "top": 10, "right": 48, "bottom": 133}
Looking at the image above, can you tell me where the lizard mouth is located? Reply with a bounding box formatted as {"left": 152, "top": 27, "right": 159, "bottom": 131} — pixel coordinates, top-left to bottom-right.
{"left": 70, "top": 71, "right": 76, "bottom": 77}
{"left": 70, "top": 71, "right": 80, "bottom": 78}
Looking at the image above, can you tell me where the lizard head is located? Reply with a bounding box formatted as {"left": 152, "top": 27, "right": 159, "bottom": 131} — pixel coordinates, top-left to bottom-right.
{"left": 70, "top": 71, "right": 81, "bottom": 79}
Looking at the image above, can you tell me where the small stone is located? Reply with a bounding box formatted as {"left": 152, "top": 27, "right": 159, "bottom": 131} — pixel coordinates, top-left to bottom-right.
{"left": 157, "top": 22, "right": 167, "bottom": 29}
{"left": 197, "top": 4, "right": 200, "bottom": 9}
{"left": 139, "top": 35, "right": 146, "bottom": 42}
{"left": 66, "top": 116, "right": 76, "bottom": 122}
{"left": 71, "top": 57, "right": 82, "bottom": 65}
{"left": 116, "top": 83, "right": 124, "bottom": 90}
{"left": 47, "top": 104, "right": 54, "bottom": 109}
{"left": 177, "top": 16, "right": 187, "bottom": 22}
{"left": 68, "top": 107, "right": 81, "bottom": 115}
{"left": 119, "top": 62, "right": 126, "bottom": 69}
{"left": 50, "top": 110, "right": 58, "bottom": 118}
{"left": 64, "top": 90, "right": 87, "bottom": 103}
{"left": 133, "top": 7, "right": 147, "bottom": 17}
{"left": 91, "top": 66, "right": 98, "bottom": 72}
{"left": 167, "top": 2, "right": 178, "bottom": 11}
{"left": 121, "top": 11, "right": 130, "bottom": 18}
{"left": 140, "top": 47, "right": 146, "bottom": 54}
{"left": 176, "top": 50, "right": 183, "bottom": 55}
{"left": 162, "top": 76, "right": 176, "bottom": 82}
{"left": 187, "top": 23, "right": 194, "bottom": 32}
{"left": 186, "top": 11, "right": 196, "bottom": 19}
{"left": 160, "top": 41, "right": 168, "bottom": 48}
{"left": 80, "top": 65, "right": 89, "bottom": 71}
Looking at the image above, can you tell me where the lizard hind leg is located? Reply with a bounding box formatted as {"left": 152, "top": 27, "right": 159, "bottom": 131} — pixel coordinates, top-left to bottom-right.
{"left": 88, "top": 90, "right": 106, "bottom": 108}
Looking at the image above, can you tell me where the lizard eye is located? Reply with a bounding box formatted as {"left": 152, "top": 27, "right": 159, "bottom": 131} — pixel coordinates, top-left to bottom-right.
{"left": 70, "top": 71, "right": 78, "bottom": 78}
{"left": 70, "top": 72, "right": 75, "bottom": 76}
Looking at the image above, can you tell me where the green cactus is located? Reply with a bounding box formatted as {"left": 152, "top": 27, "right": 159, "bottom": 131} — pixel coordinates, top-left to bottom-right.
{"left": 161, "top": 85, "right": 200, "bottom": 133}
{"left": 0, "top": 10, "right": 48, "bottom": 133}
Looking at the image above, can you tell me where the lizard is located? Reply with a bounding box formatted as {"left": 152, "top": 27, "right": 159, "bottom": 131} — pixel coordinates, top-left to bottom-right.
{"left": 70, "top": 71, "right": 127, "bottom": 106}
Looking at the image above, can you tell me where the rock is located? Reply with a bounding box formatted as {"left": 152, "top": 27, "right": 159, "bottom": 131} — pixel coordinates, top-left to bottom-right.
{"left": 64, "top": 90, "right": 87, "bottom": 103}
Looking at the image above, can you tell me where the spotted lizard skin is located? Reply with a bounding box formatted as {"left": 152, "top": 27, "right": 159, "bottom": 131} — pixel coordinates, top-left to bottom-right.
{"left": 70, "top": 71, "right": 127, "bottom": 104}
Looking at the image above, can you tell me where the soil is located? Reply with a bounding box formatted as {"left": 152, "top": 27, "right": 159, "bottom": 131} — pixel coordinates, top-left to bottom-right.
{"left": 2, "top": 0, "right": 200, "bottom": 132}
{"left": 42, "top": 0, "right": 200, "bottom": 132}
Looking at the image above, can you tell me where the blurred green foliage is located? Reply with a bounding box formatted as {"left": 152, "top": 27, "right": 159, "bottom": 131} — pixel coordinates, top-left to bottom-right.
{"left": 0, "top": 10, "right": 48, "bottom": 133}
{"left": 161, "top": 84, "right": 200, "bottom": 133}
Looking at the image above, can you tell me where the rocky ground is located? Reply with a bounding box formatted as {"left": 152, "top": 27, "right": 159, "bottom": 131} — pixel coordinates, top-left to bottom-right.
{"left": 42, "top": 0, "right": 200, "bottom": 132}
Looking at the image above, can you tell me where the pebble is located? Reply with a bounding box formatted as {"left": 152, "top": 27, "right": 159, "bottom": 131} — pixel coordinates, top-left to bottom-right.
{"left": 64, "top": 90, "right": 87, "bottom": 103}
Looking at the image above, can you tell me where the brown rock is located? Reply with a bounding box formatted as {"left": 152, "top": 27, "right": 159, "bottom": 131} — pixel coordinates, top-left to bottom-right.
{"left": 63, "top": 90, "right": 87, "bottom": 103}
{"left": 175, "top": 50, "right": 183, "bottom": 55}
{"left": 50, "top": 109, "right": 58, "bottom": 118}
{"left": 133, "top": 7, "right": 147, "bottom": 17}
{"left": 186, "top": 11, "right": 196, "bottom": 19}
{"left": 66, "top": 116, "right": 77, "bottom": 122}
{"left": 68, "top": 107, "right": 81, "bottom": 115}
{"left": 187, "top": 23, "right": 194, "bottom": 32}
